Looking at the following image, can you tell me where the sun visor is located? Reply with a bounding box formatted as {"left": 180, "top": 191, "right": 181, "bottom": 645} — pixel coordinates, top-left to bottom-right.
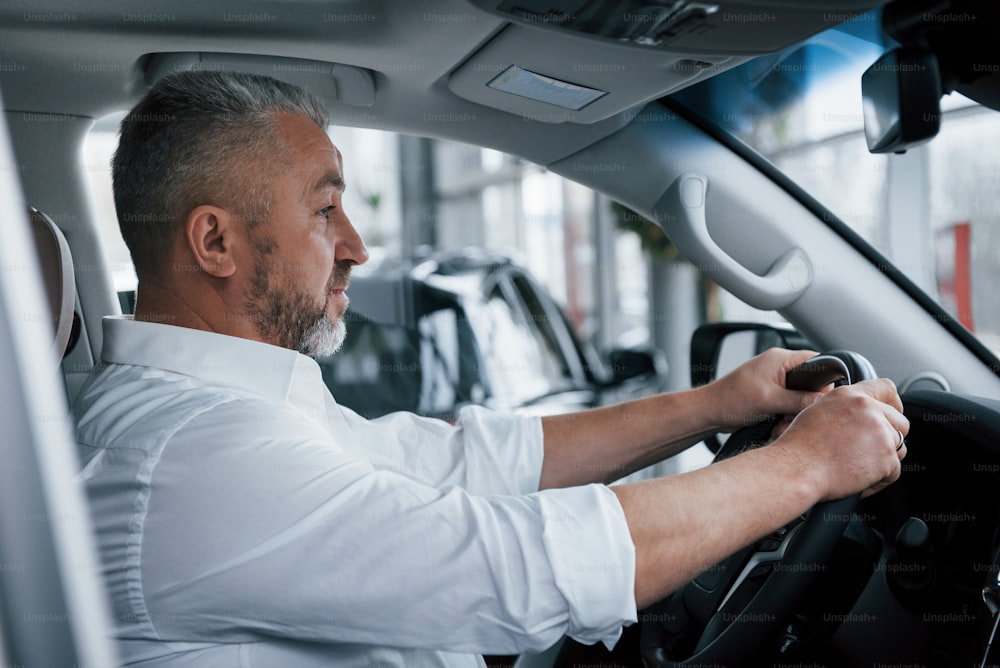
{"left": 448, "top": 25, "right": 737, "bottom": 123}
{"left": 143, "top": 53, "right": 375, "bottom": 107}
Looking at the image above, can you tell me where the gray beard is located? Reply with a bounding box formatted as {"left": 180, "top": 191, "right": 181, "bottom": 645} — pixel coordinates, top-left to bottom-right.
{"left": 245, "top": 239, "right": 350, "bottom": 359}
{"left": 297, "top": 312, "right": 346, "bottom": 358}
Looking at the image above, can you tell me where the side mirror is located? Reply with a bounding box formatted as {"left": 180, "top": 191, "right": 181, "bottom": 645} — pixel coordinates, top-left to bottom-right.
{"left": 690, "top": 322, "right": 810, "bottom": 388}
{"left": 690, "top": 322, "right": 810, "bottom": 452}
{"left": 606, "top": 346, "right": 667, "bottom": 385}
{"left": 861, "top": 47, "right": 942, "bottom": 154}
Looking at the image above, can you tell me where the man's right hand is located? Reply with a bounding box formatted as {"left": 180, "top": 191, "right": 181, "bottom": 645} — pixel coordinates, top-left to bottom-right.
{"left": 612, "top": 375, "right": 908, "bottom": 608}
{"left": 769, "top": 378, "right": 908, "bottom": 501}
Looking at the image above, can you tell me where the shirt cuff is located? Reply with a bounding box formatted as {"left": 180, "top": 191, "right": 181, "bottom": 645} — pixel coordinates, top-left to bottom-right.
{"left": 536, "top": 483, "right": 638, "bottom": 648}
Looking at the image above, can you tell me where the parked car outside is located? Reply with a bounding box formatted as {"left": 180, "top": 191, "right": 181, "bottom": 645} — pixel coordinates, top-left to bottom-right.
{"left": 319, "top": 248, "right": 665, "bottom": 421}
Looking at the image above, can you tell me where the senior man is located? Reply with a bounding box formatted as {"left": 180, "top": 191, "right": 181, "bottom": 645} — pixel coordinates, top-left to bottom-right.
{"left": 73, "top": 70, "right": 908, "bottom": 667}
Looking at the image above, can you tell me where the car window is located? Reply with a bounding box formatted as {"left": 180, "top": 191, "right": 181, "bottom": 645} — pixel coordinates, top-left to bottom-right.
{"left": 673, "top": 15, "right": 1000, "bottom": 352}
{"left": 82, "top": 115, "right": 669, "bottom": 422}
{"left": 84, "top": 120, "right": 657, "bottom": 351}
{"left": 81, "top": 113, "right": 137, "bottom": 295}
{"left": 84, "top": 96, "right": 812, "bottom": 407}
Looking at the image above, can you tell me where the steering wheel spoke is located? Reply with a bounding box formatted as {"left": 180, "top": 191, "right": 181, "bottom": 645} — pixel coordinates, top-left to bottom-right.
{"left": 717, "top": 521, "right": 802, "bottom": 612}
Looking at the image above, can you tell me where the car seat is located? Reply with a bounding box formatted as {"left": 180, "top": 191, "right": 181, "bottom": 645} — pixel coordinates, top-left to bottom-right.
{"left": 28, "top": 206, "right": 79, "bottom": 358}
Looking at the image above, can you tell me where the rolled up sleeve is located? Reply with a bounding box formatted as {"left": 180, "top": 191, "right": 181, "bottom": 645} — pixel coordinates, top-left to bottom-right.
{"left": 536, "top": 484, "right": 637, "bottom": 648}
{"left": 344, "top": 404, "right": 546, "bottom": 496}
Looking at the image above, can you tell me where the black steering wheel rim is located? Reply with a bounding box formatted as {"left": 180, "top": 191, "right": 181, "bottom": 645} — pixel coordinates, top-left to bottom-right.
{"left": 639, "top": 350, "right": 877, "bottom": 668}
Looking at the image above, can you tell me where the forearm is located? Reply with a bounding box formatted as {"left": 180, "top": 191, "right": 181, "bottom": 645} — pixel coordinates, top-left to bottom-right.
{"left": 538, "top": 348, "right": 830, "bottom": 490}
{"left": 539, "top": 384, "right": 723, "bottom": 489}
{"left": 612, "top": 441, "right": 818, "bottom": 608}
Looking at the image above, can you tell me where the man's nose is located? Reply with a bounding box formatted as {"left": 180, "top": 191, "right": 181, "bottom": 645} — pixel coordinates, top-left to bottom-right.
{"left": 335, "top": 213, "right": 369, "bottom": 266}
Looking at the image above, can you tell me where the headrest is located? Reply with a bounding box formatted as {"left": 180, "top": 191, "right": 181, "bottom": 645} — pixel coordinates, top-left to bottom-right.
{"left": 28, "top": 207, "right": 77, "bottom": 358}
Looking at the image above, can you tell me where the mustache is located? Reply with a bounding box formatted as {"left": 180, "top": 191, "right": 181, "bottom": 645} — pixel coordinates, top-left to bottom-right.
{"left": 326, "top": 261, "right": 353, "bottom": 292}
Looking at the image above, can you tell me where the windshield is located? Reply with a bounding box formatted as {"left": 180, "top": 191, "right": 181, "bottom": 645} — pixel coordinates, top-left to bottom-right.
{"left": 673, "top": 12, "right": 1000, "bottom": 354}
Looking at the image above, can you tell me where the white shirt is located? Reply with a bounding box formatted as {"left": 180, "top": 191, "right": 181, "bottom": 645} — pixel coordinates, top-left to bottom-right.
{"left": 73, "top": 316, "right": 637, "bottom": 667}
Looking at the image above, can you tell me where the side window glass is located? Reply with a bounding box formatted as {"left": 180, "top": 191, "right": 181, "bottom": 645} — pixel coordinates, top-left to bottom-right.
{"left": 82, "top": 113, "right": 138, "bottom": 302}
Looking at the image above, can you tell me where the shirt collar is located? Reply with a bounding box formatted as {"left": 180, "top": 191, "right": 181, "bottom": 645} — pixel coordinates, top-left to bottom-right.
{"left": 100, "top": 315, "right": 329, "bottom": 420}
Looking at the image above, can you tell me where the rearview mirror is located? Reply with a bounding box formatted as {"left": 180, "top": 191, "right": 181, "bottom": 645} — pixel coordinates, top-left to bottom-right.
{"left": 861, "top": 47, "right": 942, "bottom": 154}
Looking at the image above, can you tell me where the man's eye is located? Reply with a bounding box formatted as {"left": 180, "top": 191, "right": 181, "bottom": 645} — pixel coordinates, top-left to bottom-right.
{"left": 317, "top": 206, "right": 335, "bottom": 219}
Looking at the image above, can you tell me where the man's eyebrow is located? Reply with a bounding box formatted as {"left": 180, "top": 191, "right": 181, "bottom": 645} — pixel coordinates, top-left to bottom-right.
{"left": 313, "top": 173, "right": 346, "bottom": 193}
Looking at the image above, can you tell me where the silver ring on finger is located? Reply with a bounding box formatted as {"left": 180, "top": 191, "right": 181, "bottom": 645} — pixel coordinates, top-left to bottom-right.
{"left": 895, "top": 429, "right": 905, "bottom": 452}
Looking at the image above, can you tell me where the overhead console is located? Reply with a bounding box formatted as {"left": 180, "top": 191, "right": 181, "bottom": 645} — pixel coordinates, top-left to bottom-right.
{"left": 452, "top": 0, "right": 887, "bottom": 123}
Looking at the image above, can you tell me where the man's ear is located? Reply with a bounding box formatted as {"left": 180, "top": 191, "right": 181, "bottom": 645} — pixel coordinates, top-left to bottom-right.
{"left": 185, "top": 205, "right": 238, "bottom": 278}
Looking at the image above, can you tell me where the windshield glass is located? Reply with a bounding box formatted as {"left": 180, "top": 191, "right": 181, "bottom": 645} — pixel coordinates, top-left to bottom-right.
{"left": 673, "top": 12, "right": 1000, "bottom": 353}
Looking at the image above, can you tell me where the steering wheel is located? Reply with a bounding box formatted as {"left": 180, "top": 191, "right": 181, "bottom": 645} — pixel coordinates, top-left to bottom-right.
{"left": 639, "top": 350, "right": 877, "bottom": 668}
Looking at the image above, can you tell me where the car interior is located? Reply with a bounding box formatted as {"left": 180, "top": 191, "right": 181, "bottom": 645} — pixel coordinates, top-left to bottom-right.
{"left": 3, "top": 0, "right": 1000, "bottom": 666}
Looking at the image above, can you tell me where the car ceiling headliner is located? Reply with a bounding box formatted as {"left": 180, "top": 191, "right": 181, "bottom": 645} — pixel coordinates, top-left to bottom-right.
{"left": 0, "top": 0, "right": 877, "bottom": 165}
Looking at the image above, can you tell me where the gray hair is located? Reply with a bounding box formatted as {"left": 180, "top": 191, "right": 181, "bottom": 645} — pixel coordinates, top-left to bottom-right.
{"left": 112, "top": 70, "right": 328, "bottom": 281}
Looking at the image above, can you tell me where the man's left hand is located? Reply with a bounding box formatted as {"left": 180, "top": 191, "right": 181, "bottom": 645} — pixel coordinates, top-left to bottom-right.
{"left": 708, "top": 348, "right": 828, "bottom": 434}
